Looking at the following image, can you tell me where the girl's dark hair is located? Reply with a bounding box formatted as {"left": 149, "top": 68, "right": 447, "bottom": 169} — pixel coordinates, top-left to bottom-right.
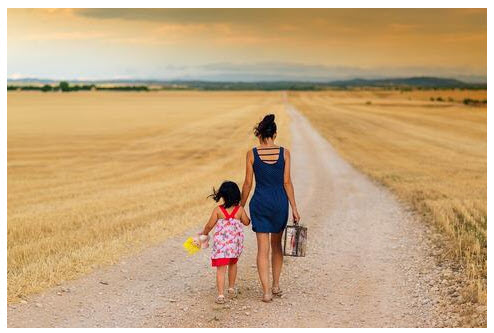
{"left": 254, "top": 114, "right": 277, "bottom": 140}
{"left": 208, "top": 181, "right": 241, "bottom": 208}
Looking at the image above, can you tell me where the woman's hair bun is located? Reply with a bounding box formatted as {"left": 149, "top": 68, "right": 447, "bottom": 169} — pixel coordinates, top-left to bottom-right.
{"left": 254, "top": 114, "right": 277, "bottom": 140}
{"left": 264, "top": 114, "right": 275, "bottom": 124}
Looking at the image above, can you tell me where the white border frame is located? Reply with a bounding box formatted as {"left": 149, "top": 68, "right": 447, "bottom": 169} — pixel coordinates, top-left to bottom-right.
{"left": 2, "top": 2, "right": 490, "bottom": 331}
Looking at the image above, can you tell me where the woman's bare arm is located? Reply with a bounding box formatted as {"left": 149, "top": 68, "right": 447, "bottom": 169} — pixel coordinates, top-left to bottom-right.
{"left": 239, "top": 206, "right": 251, "bottom": 226}
{"left": 283, "top": 149, "right": 301, "bottom": 223}
{"left": 240, "top": 150, "right": 254, "bottom": 207}
{"left": 201, "top": 207, "right": 219, "bottom": 235}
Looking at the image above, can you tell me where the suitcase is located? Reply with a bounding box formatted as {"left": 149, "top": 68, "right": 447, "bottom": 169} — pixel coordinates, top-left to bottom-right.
{"left": 283, "top": 222, "right": 307, "bottom": 257}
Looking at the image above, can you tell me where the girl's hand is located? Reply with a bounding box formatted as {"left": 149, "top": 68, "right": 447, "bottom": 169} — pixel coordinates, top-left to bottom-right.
{"left": 198, "top": 234, "right": 210, "bottom": 249}
{"left": 292, "top": 208, "right": 301, "bottom": 224}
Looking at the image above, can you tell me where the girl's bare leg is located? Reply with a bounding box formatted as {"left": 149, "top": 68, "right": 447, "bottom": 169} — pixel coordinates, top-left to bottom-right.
{"left": 228, "top": 262, "right": 237, "bottom": 288}
{"left": 216, "top": 265, "right": 227, "bottom": 296}
{"left": 256, "top": 233, "right": 271, "bottom": 301}
{"left": 271, "top": 231, "right": 284, "bottom": 291}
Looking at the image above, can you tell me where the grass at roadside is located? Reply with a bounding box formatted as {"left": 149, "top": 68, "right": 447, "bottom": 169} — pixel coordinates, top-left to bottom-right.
{"left": 289, "top": 90, "right": 486, "bottom": 304}
{"left": 7, "top": 91, "right": 290, "bottom": 302}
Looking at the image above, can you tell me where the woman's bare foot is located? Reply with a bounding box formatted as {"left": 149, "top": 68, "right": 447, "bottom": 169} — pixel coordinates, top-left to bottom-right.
{"left": 272, "top": 286, "right": 283, "bottom": 296}
{"left": 215, "top": 295, "right": 226, "bottom": 304}
{"left": 262, "top": 293, "right": 273, "bottom": 303}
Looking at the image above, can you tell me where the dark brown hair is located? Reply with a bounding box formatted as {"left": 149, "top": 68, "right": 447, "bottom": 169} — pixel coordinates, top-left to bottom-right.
{"left": 254, "top": 114, "right": 276, "bottom": 140}
{"left": 208, "top": 181, "right": 241, "bottom": 208}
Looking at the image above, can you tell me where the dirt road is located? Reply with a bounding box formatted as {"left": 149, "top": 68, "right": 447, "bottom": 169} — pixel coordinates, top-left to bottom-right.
{"left": 8, "top": 105, "right": 473, "bottom": 327}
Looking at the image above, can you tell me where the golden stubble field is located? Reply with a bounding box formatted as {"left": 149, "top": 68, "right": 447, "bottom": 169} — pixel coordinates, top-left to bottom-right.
{"left": 7, "top": 91, "right": 290, "bottom": 302}
{"left": 289, "top": 89, "right": 487, "bottom": 303}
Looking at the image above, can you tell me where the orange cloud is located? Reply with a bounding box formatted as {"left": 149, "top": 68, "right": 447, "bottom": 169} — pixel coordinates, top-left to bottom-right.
{"left": 24, "top": 31, "right": 108, "bottom": 41}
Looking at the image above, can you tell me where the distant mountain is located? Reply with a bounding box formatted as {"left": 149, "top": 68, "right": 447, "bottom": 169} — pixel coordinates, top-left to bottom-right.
{"left": 328, "top": 77, "right": 472, "bottom": 88}
{"left": 7, "top": 78, "right": 60, "bottom": 84}
{"left": 7, "top": 76, "right": 486, "bottom": 90}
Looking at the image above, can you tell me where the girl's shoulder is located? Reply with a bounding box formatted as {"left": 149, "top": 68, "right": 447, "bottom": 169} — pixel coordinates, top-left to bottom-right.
{"left": 212, "top": 205, "right": 222, "bottom": 217}
{"left": 209, "top": 206, "right": 215, "bottom": 218}
{"left": 234, "top": 205, "right": 245, "bottom": 219}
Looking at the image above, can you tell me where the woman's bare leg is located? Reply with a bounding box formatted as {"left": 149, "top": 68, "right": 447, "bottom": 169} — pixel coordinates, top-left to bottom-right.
{"left": 227, "top": 262, "right": 237, "bottom": 289}
{"left": 256, "top": 233, "right": 271, "bottom": 300}
{"left": 271, "top": 231, "right": 283, "bottom": 291}
{"left": 216, "top": 265, "right": 227, "bottom": 296}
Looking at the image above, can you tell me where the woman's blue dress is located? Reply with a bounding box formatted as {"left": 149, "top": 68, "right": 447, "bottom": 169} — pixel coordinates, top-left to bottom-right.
{"left": 249, "top": 147, "right": 289, "bottom": 233}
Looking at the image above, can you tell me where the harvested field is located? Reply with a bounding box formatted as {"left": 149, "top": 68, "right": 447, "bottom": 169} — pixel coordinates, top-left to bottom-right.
{"left": 7, "top": 91, "right": 290, "bottom": 302}
{"left": 288, "top": 90, "right": 487, "bottom": 304}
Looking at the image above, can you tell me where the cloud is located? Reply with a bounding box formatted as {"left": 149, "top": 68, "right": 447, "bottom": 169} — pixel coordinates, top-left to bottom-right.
{"left": 24, "top": 31, "right": 108, "bottom": 41}
{"left": 8, "top": 73, "right": 28, "bottom": 79}
{"left": 387, "top": 23, "right": 420, "bottom": 32}
{"left": 74, "top": 8, "right": 279, "bottom": 24}
{"left": 73, "top": 8, "right": 486, "bottom": 28}
{"left": 7, "top": 9, "right": 486, "bottom": 82}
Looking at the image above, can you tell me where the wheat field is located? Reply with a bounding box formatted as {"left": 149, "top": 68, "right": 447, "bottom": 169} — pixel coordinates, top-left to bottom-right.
{"left": 289, "top": 90, "right": 487, "bottom": 303}
{"left": 7, "top": 91, "right": 290, "bottom": 302}
{"left": 8, "top": 89, "right": 487, "bottom": 304}
{"left": 331, "top": 88, "right": 487, "bottom": 103}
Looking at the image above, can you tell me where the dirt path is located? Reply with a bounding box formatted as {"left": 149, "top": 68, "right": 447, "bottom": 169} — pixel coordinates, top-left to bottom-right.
{"left": 8, "top": 105, "right": 472, "bottom": 327}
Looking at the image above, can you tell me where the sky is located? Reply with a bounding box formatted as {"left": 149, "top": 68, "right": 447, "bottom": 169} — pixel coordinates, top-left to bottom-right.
{"left": 7, "top": 8, "right": 487, "bottom": 82}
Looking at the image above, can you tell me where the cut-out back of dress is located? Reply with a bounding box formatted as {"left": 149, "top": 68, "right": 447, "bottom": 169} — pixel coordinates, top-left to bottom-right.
{"left": 256, "top": 146, "right": 281, "bottom": 164}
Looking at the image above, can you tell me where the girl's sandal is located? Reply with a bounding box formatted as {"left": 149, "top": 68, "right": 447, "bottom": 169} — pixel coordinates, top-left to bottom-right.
{"left": 227, "top": 287, "right": 238, "bottom": 298}
{"left": 262, "top": 294, "right": 273, "bottom": 303}
{"left": 215, "top": 295, "right": 226, "bottom": 304}
{"left": 272, "top": 287, "right": 283, "bottom": 297}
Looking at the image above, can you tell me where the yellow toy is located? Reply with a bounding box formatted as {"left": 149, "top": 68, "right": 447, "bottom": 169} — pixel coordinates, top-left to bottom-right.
{"left": 183, "top": 237, "right": 201, "bottom": 255}
{"left": 183, "top": 233, "right": 210, "bottom": 255}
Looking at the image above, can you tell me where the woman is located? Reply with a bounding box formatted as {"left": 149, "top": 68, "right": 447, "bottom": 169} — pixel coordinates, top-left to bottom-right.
{"left": 240, "top": 114, "right": 300, "bottom": 302}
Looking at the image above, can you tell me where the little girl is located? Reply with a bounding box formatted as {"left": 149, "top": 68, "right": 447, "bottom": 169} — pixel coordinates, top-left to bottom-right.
{"left": 201, "top": 181, "right": 250, "bottom": 304}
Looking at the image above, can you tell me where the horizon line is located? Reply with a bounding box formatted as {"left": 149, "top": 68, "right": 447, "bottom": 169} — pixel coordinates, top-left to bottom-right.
{"left": 6, "top": 75, "right": 488, "bottom": 85}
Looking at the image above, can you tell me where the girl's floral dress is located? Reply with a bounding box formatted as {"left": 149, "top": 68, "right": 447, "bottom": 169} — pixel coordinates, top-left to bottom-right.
{"left": 211, "top": 205, "right": 244, "bottom": 266}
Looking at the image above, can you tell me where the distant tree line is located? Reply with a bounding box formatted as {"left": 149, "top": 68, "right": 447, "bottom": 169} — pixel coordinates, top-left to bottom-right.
{"left": 463, "top": 98, "right": 487, "bottom": 106}
{"left": 7, "top": 81, "right": 149, "bottom": 92}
